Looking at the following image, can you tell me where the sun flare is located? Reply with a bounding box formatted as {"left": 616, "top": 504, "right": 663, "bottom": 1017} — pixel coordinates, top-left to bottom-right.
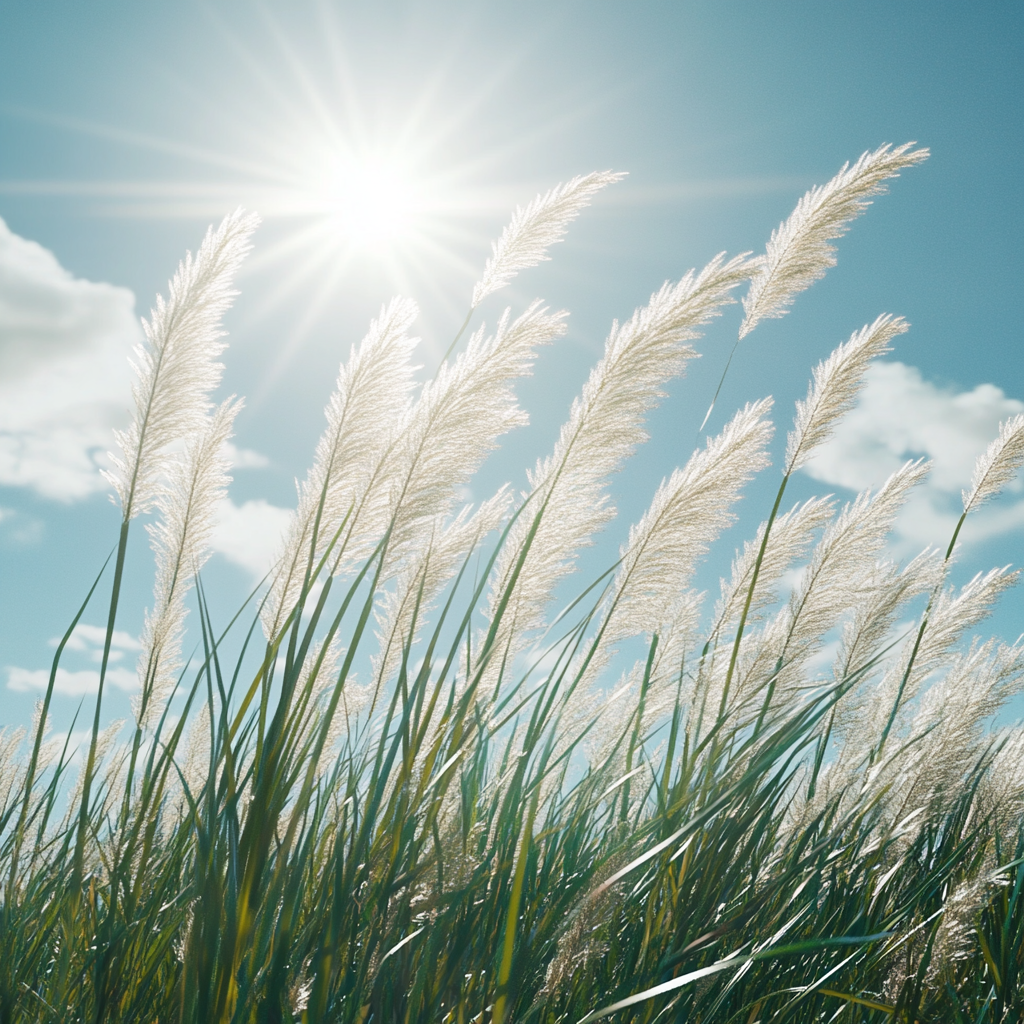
{"left": 333, "top": 165, "right": 412, "bottom": 246}
{"left": 16, "top": 14, "right": 528, "bottom": 353}
{"left": 307, "top": 156, "right": 422, "bottom": 250}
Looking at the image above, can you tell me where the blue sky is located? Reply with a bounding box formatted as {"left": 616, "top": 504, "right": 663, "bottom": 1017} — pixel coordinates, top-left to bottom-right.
{"left": 1, "top": 1, "right": 1021, "bottom": 734}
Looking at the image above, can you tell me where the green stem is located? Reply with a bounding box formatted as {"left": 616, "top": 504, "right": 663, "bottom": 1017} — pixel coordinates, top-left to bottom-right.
{"left": 698, "top": 338, "right": 740, "bottom": 435}
{"left": 621, "top": 634, "right": 659, "bottom": 823}
{"left": 73, "top": 518, "right": 131, "bottom": 888}
{"left": 945, "top": 510, "right": 967, "bottom": 562}
{"left": 493, "top": 780, "right": 539, "bottom": 1024}
{"left": 720, "top": 472, "right": 790, "bottom": 718}
{"left": 873, "top": 508, "right": 968, "bottom": 762}
{"left": 6, "top": 553, "right": 111, "bottom": 904}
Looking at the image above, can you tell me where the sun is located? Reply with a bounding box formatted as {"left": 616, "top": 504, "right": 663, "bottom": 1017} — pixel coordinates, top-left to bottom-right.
{"left": 313, "top": 157, "right": 421, "bottom": 251}
{"left": 24, "top": 10, "right": 530, "bottom": 359}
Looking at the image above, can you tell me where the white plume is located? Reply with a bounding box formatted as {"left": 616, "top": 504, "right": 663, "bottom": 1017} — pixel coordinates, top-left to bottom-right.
{"left": 786, "top": 315, "right": 908, "bottom": 474}
{"left": 384, "top": 302, "right": 567, "bottom": 570}
{"left": 135, "top": 397, "right": 240, "bottom": 730}
{"left": 485, "top": 252, "right": 754, "bottom": 665}
{"left": 735, "top": 460, "right": 929, "bottom": 703}
{"left": 740, "top": 144, "right": 928, "bottom": 338}
{"left": 371, "top": 489, "right": 512, "bottom": 692}
{"left": 264, "top": 297, "right": 420, "bottom": 639}
{"left": 711, "top": 496, "right": 835, "bottom": 644}
{"left": 105, "top": 209, "right": 257, "bottom": 519}
{"left": 866, "top": 565, "right": 1020, "bottom": 754}
{"left": 607, "top": 399, "right": 774, "bottom": 646}
{"left": 471, "top": 172, "right": 625, "bottom": 308}
{"left": 962, "top": 413, "right": 1024, "bottom": 515}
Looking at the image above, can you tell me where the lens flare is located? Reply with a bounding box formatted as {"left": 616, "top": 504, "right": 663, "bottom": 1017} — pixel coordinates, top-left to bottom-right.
{"left": 320, "top": 160, "right": 419, "bottom": 249}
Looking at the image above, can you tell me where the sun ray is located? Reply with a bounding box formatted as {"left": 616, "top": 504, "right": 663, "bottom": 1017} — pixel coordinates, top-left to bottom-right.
{"left": 1, "top": 3, "right": 632, "bottom": 367}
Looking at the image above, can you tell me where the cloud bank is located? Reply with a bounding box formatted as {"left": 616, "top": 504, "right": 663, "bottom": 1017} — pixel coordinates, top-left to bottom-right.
{"left": 803, "top": 361, "right": 1024, "bottom": 553}
{"left": 0, "top": 216, "right": 141, "bottom": 500}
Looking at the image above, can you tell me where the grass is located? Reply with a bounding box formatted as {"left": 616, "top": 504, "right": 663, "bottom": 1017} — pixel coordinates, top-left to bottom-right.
{"left": 1, "top": 152, "right": 1023, "bottom": 1023}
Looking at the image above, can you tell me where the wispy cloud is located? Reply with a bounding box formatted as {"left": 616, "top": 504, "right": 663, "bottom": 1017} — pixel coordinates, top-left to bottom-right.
{"left": 224, "top": 443, "right": 269, "bottom": 469}
{"left": 7, "top": 665, "right": 139, "bottom": 696}
{"left": 0, "top": 506, "right": 43, "bottom": 545}
{"left": 51, "top": 623, "right": 142, "bottom": 662}
{"left": 7, "top": 622, "right": 142, "bottom": 695}
{"left": 802, "top": 361, "right": 1024, "bottom": 553}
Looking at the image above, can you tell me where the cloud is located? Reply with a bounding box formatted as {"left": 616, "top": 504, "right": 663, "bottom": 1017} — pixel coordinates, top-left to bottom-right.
{"left": 7, "top": 620, "right": 142, "bottom": 694}
{"left": 224, "top": 442, "right": 270, "bottom": 469}
{"left": 803, "top": 361, "right": 1024, "bottom": 552}
{"left": 0, "top": 216, "right": 142, "bottom": 500}
{"left": 50, "top": 622, "right": 142, "bottom": 663}
{"left": 56, "top": 622, "right": 141, "bottom": 651}
{"left": 7, "top": 665, "right": 138, "bottom": 695}
{"left": 209, "top": 496, "right": 291, "bottom": 579}
{"left": 0, "top": 505, "right": 43, "bottom": 545}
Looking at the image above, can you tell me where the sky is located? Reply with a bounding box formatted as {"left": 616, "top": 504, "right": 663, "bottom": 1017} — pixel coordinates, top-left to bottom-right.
{"left": 1, "top": 0, "right": 1022, "bottom": 736}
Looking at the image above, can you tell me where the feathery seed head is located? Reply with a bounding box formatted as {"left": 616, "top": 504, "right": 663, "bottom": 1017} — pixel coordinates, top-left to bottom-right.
{"left": 372, "top": 487, "right": 511, "bottom": 690}
{"left": 105, "top": 209, "right": 258, "bottom": 519}
{"left": 483, "top": 252, "right": 753, "bottom": 664}
{"left": 962, "top": 413, "right": 1024, "bottom": 514}
{"left": 862, "top": 566, "right": 1021, "bottom": 754}
{"left": 911, "top": 566, "right": 1020, "bottom": 683}
{"left": 135, "top": 396, "right": 241, "bottom": 730}
{"left": 713, "top": 496, "right": 835, "bottom": 641}
{"left": 914, "top": 640, "right": 1024, "bottom": 770}
{"left": 986, "top": 726, "right": 1024, "bottom": 836}
{"left": 385, "top": 302, "right": 567, "bottom": 567}
{"left": 786, "top": 314, "right": 909, "bottom": 474}
{"left": 0, "top": 726, "right": 27, "bottom": 813}
{"left": 263, "top": 297, "right": 421, "bottom": 637}
{"left": 472, "top": 171, "right": 626, "bottom": 308}
{"left": 732, "top": 459, "right": 930, "bottom": 702}
{"left": 740, "top": 144, "right": 928, "bottom": 338}
{"left": 607, "top": 399, "right": 774, "bottom": 645}
{"left": 831, "top": 548, "right": 943, "bottom": 717}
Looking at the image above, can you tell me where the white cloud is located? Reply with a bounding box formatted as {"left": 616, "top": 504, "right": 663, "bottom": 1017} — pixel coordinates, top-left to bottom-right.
{"left": 7, "top": 665, "right": 138, "bottom": 695}
{"left": 54, "top": 621, "right": 142, "bottom": 651}
{"left": 803, "top": 362, "right": 1024, "bottom": 552}
{"left": 48, "top": 622, "right": 142, "bottom": 663}
{"left": 209, "top": 496, "right": 291, "bottom": 579}
{"left": 0, "top": 216, "right": 142, "bottom": 500}
{"left": 224, "top": 442, "right": 270, "bottom": 469}
{"left": 8, "top": 621, "right": 143, "bottom": 694}
{"left": 0, "top": 218, "right": 273, "bottom": 502}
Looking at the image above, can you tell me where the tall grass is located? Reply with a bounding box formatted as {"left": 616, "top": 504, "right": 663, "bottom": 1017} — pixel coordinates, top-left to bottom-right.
{"left": 2, "top": 144, "right": 1023, "bottom": 1023}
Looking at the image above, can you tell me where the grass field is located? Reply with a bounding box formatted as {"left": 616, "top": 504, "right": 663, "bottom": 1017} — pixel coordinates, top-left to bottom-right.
{"left": 1, "top": 145, "right": 1023, "bottom": 1023}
